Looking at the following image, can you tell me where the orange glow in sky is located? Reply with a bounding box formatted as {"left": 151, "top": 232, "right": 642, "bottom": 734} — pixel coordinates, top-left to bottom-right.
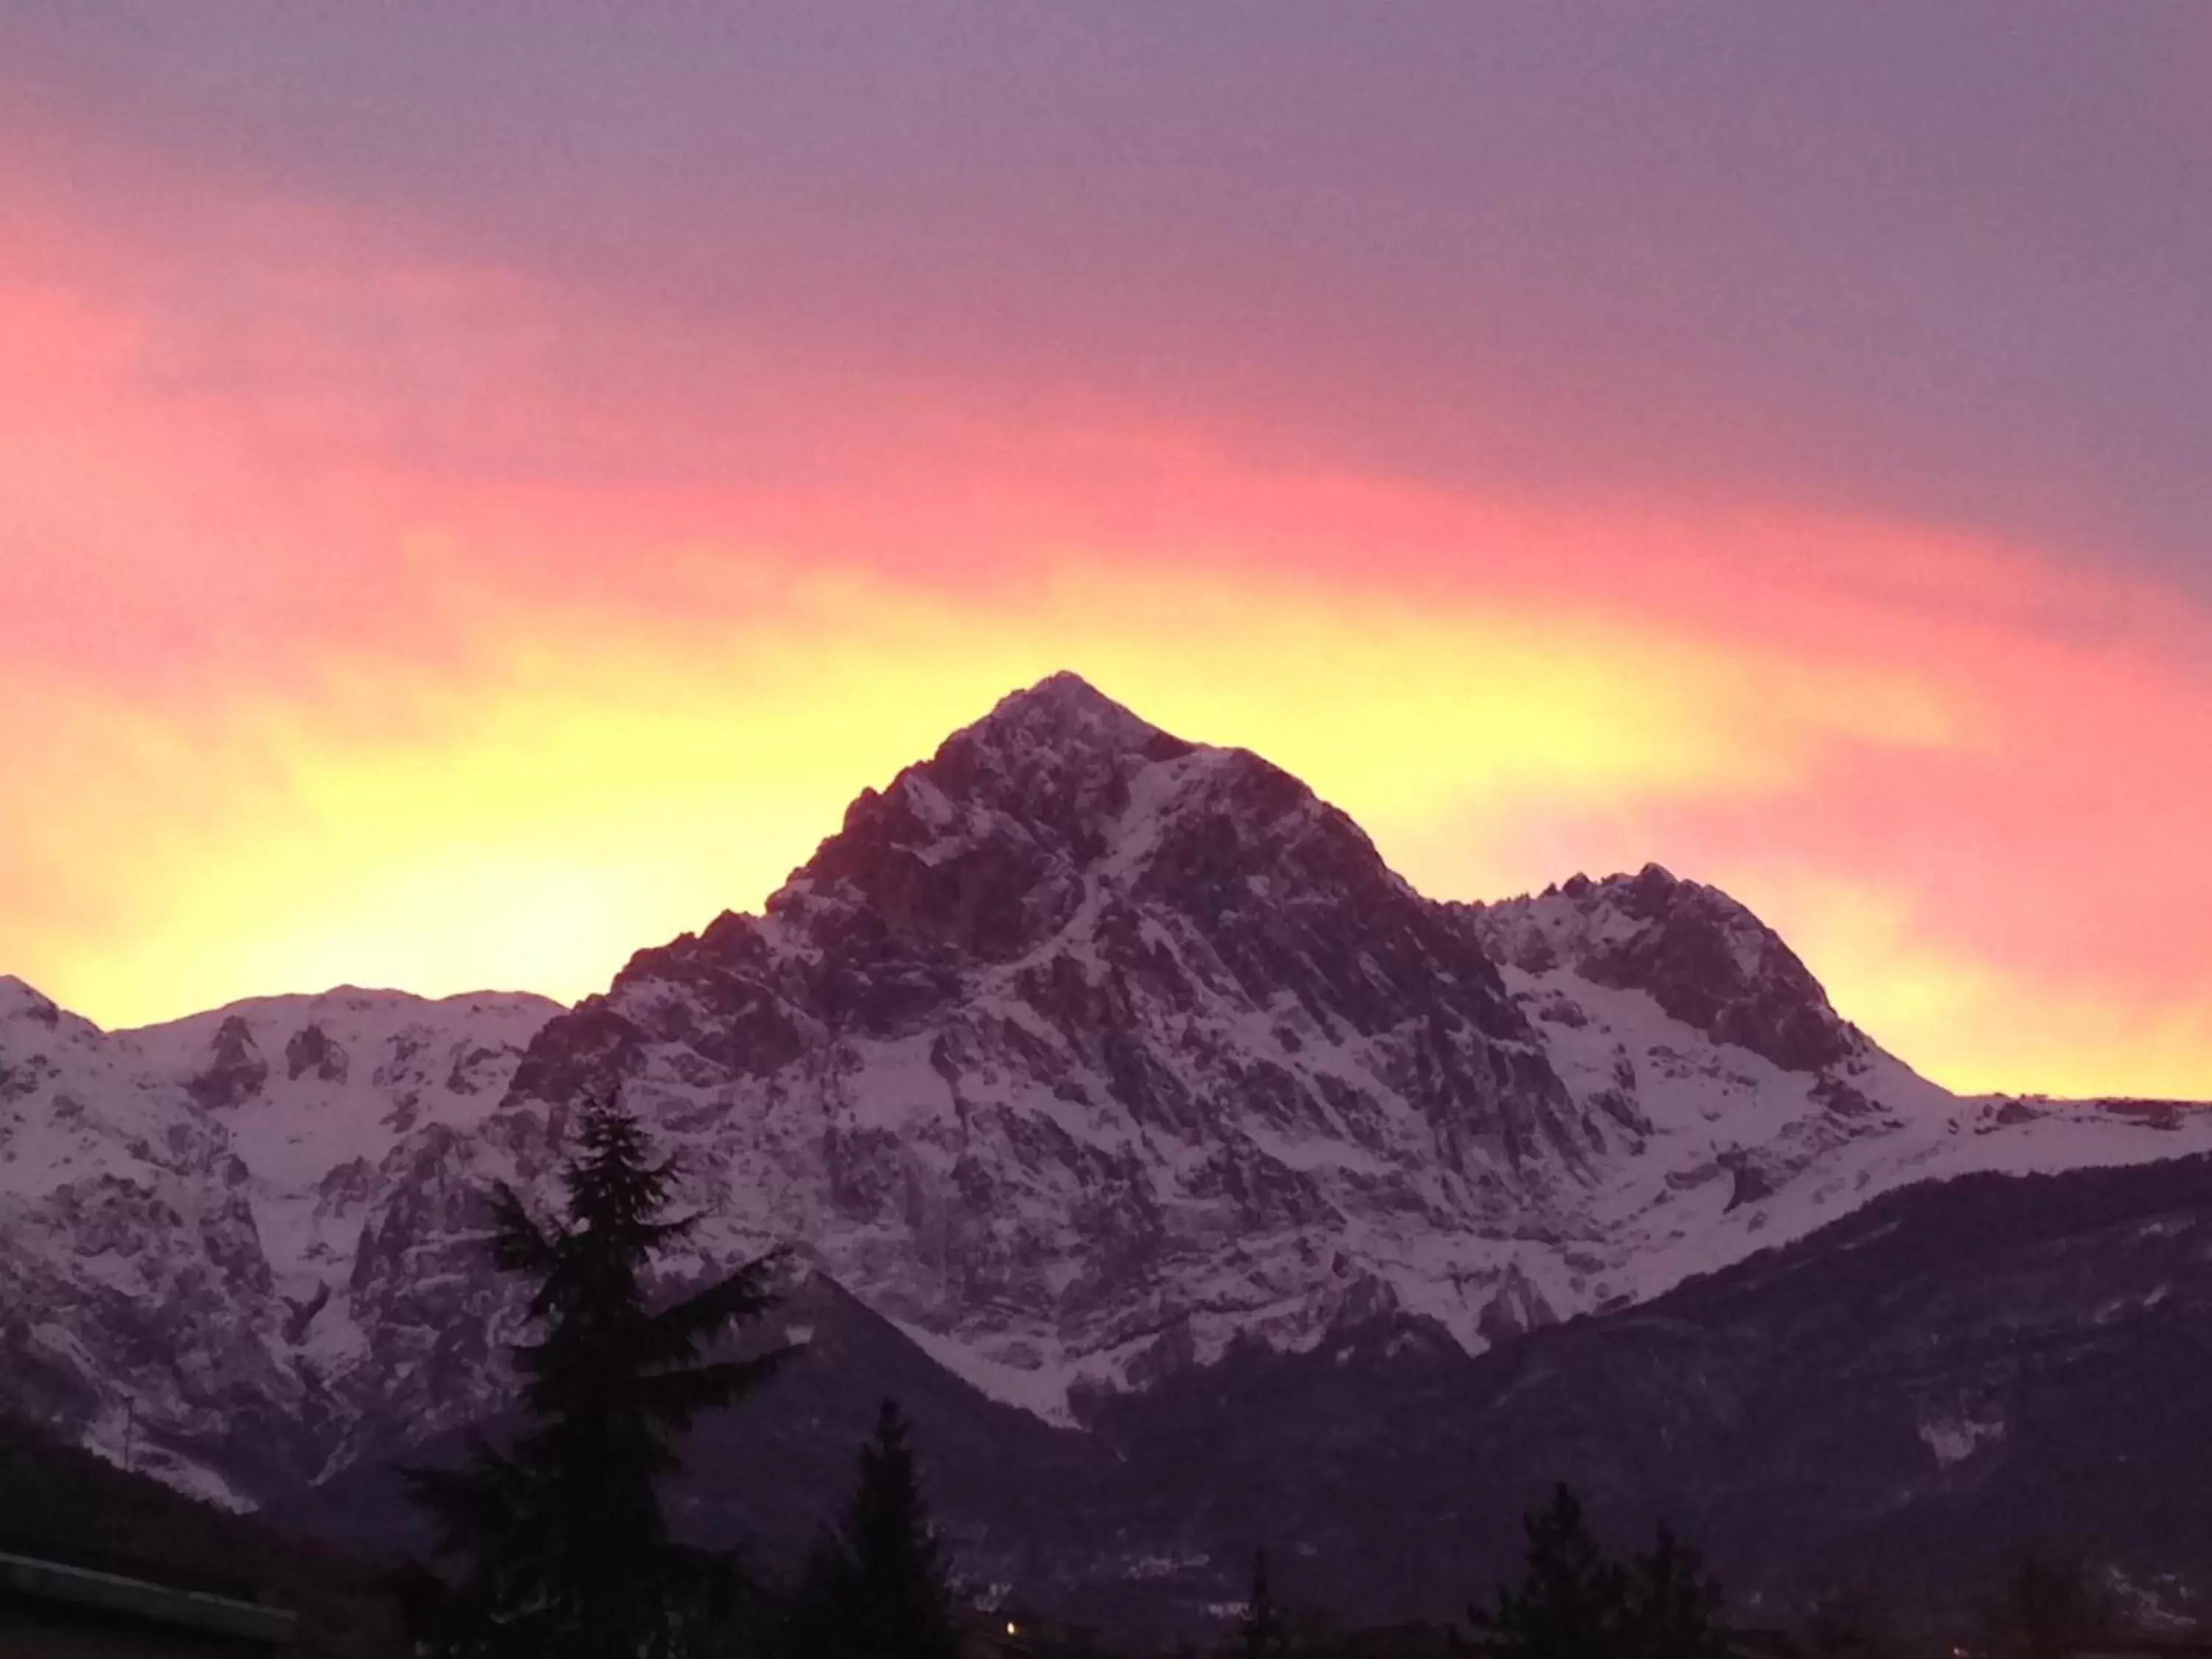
{"left": 4, "top": 13, "right": 2211, "bottom": 1100}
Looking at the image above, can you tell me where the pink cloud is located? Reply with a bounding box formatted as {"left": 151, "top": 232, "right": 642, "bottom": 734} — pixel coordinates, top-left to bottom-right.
{"left": 3, "top": 106, "right": 2209, "bottom": 1096}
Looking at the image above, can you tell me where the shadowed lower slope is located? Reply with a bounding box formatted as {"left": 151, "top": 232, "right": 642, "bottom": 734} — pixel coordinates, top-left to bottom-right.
{"left": 279, "top": 1152, "right": 2212, "bottom": 1635}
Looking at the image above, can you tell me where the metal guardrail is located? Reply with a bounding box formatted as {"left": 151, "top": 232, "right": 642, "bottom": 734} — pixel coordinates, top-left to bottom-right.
{"left": 0, "top": 1546, "right": 299, "bottom": 1644}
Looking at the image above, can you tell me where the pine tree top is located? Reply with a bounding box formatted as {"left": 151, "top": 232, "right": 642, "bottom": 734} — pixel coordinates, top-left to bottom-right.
{"left": 789, "top": 1398, "right": 963, "bottom": 1659}
{"left": 401, "top": 1087, "right": 796, "bottom": 1659}
{"left": 1464, "top": 1486, "right": 1728, "bottom": 1659}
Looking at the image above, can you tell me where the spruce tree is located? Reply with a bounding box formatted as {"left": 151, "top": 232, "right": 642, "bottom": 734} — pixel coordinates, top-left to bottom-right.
{"left": 1800, "top": 1582, "right": 1896, "bottom": 1659}
{"left": 401, "top": 1089, "right": 793, "bottom": 1659}
{"left": 1236, "top": 1548, "right": 1293, "bottom": 1659}
{"left": 1975, "top": 1545, "right": 2117, "bottom": 1659}
{"left": 1464, "top": 1490, "right": 1732, "bottom": 1659}
{"left": 787, "top": 1399, "right": 962, "bottom": 1659}
{"left": 1620, "top": 1523, "right": 1729, "bottom": 1659}
{"left": 1464, "top": 1485, "right": 1627, "bottom": 1659}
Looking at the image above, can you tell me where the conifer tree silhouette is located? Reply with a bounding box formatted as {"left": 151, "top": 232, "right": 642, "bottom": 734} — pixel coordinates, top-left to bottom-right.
{"left": 1236, "top": 1548, "right": 1294, "bottom": 1659}
{"left": 788, "top": 1399, "right": 961, "bottom": 1659}
{"left": 1621, "top": 1523, "right": 1729, "bottom": 1659}
{"left": 1464, "top": 1485, "right": 1626, "bottom": 1659}
{"left": 400, "top": 1088, "right": 793, "bottom": 1658}
{"left": 1975, "top": 1545, "right": 2117, "bottom": 1659}
{"left": 1464, "top": 1489, "right": 1731, "bottom": 1659}
{"left": 1799, "top": 1582, "right": 1898, "bottom": 1659}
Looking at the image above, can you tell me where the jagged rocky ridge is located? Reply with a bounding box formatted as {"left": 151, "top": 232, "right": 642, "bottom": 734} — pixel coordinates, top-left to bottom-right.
{"left": 4, "top": 672, "right": 2209, "bottom": 1517}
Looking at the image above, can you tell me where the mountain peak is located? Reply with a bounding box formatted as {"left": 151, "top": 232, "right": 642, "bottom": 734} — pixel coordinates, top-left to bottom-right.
{"left": 1469, "top": 869, "right": 1861, "bottom": 1073}
{"left": 0, "top": 975, "right": 64, "bottom": 1029}
{"left": 959, "top": 671, "right": 1172, "bottom": 758}
{"left": 757, "top": 675, "right": 1220, "bottom": 956}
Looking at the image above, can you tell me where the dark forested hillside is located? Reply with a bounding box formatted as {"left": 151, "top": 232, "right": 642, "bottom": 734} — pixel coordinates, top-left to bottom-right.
{"left": 1077, "top": 1150, "right": 2212, "bottom": 1627}
{"left": 280, "top": 1153, "right": 2212, "bottom": 1636}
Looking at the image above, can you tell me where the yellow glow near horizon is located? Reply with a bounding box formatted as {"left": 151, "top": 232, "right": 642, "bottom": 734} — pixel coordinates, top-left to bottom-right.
{"left": 1727, "top": 872, "right": 2212, "bottom": 1102}
{"left": 6, "top": 550, "right": 1967, "bottom": 1037}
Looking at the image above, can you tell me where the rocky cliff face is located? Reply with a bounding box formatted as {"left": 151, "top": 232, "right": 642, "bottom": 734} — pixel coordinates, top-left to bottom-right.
{"left": 1466, "top": 865, "right": 1862, "bottom": 1073}
{"left": 4, "top": 672, "right": 2210, "bottom": 1512}
{"left": 496, "top": 672, "right": 1591, "bottom": 1411}
{"left": 0, "top": 978, "right": 558, "bottom": 1501}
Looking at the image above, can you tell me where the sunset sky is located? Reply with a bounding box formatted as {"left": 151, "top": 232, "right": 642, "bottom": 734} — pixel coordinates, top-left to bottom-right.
{"left": 4, "top": 4, "right": 2209, "bottom": 1097}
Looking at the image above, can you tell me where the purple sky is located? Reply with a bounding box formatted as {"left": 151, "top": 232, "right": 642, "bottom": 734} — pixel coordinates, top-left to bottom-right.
{"left": 4, "top": 1, "right": 2207, "bottom": 590}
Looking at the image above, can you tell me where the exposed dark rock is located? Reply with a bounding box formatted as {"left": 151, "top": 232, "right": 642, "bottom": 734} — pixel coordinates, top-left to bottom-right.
{"left": 1466, "top": 865, "right": 1860, "bottom": 1073}
{"left": 285, "top": 1024, "right": 349, "bottom": 1084}
{"left": 187, "top": 1015, "right": 270, "bottom": 1109}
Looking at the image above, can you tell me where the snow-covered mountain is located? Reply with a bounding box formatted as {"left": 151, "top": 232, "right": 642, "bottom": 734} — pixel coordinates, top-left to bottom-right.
{"left": 0, "top": 980, "right": 557, "bottom": 1503}
{"left": 3, "top": 672, "right": 2207, "bottom": 1508}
